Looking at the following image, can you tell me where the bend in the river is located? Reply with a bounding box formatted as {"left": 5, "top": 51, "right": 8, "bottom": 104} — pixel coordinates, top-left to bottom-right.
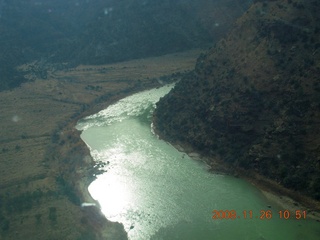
{"left": 76, "top": 85, "right": 320, "bottom": 240}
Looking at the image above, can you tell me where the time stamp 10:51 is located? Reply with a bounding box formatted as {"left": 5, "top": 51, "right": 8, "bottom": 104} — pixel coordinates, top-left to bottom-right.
{"left": 212, "top": 210, "right": 307, "bottom": 220}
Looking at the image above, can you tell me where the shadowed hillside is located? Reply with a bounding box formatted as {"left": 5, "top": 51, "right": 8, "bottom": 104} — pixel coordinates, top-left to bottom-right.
{"left": 154, "top": 0, "right": 320, "bottom": 200}
{"left": 0, "top": 0, "right": 252, "bottom": 91}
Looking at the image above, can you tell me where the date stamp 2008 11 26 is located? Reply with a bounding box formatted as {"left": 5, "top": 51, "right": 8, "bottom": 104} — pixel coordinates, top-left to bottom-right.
{"left": 212, "top": 209, "right": 307, "bottom": 220}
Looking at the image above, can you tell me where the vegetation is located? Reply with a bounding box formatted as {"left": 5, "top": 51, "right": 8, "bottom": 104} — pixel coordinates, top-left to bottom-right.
{"left": 48, "top": 207, "right": 57, "bottom": 224}
{"left": 0, "top": 0, "right": 251, "bottom": 91}
{"left": 55, "top": 175, "right": 80, "bottom": 206}
{"left": 0, "top": 190, "right": 44, "bottom": 214}
{"left": 0, "top": 41, "right": 200, "bottom": 239}
{"left": 154, "top": 0, "right": 320, "bottom": 201}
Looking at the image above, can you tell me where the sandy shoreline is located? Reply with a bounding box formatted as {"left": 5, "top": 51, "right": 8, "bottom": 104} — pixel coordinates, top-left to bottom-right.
{"left": 260, "top": 190, "right": 320, "bottom": 221}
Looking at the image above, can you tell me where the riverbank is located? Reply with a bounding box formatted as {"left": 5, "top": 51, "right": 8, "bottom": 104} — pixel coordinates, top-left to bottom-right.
{"left": 152, "top": 127, "right": 320, "bottom": 223}
{"left": 45, "top": 49, "right": 204, "bottom": 239}
{"left": 0, "top": 49, "right": 202, "bottom": 239}
{"left": 244, "top": 173, "right": 320, "bottom": 222}
{"left": 200, "top": 155, "right": 320, "bottom": 222}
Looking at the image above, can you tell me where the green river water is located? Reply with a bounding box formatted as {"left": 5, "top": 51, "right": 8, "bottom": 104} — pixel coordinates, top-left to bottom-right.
{"left": 76, "top": 85, "right": 320, "bottom": 240}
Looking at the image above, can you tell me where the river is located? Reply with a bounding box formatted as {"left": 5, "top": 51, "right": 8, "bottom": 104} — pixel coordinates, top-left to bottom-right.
{"left": 76, "top": 85, "right": 320, "bottom": 240}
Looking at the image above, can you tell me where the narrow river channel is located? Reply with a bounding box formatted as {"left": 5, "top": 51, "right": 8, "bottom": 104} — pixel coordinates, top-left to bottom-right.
{"left": 76, "top": 85, "right": 320, "bottom": 240}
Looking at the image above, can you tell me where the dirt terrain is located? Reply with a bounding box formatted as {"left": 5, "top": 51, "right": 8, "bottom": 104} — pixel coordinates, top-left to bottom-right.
{"left": 0, "top": 49, "right": 203, "bottom": 240}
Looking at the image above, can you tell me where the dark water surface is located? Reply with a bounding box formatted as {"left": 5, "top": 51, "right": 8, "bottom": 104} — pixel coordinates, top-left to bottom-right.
{"left": 76, "top": 85, "right": 320, "bottom": 240}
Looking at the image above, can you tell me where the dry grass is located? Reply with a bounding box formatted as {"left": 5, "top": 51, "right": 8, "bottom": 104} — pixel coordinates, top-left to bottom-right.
{"left": 0, "top": 49, "right": 202, "bottom": 239}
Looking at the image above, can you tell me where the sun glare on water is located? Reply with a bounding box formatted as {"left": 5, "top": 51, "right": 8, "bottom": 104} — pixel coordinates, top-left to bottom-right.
{"left": 89, "top": 173, "right": 133, "bottom": 219}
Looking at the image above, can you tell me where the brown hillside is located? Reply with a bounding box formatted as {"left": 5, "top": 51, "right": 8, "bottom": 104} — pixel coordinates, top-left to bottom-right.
{"left": 154, "top": 0, "right": 320, "bottom": 201}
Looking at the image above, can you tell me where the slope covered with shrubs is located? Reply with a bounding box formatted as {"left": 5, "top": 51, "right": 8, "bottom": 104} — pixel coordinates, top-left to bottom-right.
{"left": 154, "top": 0, "right": 320, "bottom": 200}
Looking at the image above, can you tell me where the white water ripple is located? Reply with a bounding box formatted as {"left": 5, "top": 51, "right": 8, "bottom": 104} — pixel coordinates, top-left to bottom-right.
{"left": 76, "top": 85, "right": 320, "bottom": 240}
{"left": 76, "top": 84, "right": 174, "bottom": 131}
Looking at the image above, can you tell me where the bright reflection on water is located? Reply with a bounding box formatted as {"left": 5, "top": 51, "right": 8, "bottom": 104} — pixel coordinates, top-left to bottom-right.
{"left": 76, "top": 85, "right": 320, "bottom": 240}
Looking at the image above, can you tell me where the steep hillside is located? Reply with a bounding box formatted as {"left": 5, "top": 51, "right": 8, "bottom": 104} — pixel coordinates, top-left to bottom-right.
{"left": 154, "top": 0, "right": 320, "bottom": 200}
{"left": 0, "top": 0, "right": 251, "bottom": 91}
